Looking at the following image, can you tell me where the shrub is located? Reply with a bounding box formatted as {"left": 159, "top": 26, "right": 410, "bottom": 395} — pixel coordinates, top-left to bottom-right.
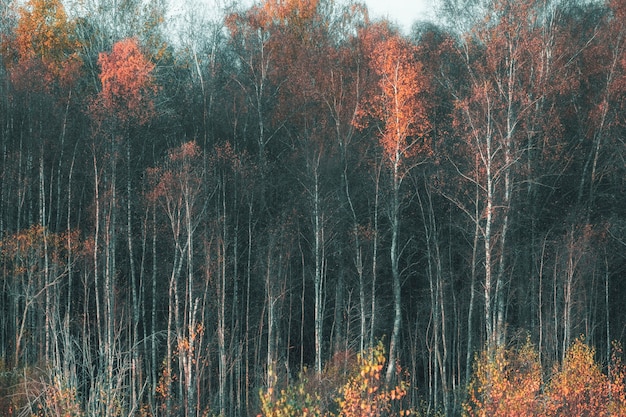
{"left": 258, "top": 342, "right": 413, "bottom": 417}
{"left": 464, "top": 339, "right": 542, "bottom": 417}
{"left": 336, "top": 342, "right": 412, "bottom": 417}
{"left": 546, "top": 338, "right": 611, "bottom": 417}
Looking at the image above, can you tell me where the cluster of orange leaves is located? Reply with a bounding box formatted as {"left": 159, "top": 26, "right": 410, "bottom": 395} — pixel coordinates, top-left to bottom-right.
{"left": 225, "top": 0, "right": 317, "bottom": 46}
{"left": 177, "top": 323, "right": 205, "bottom": 356}
{"left": 259, "top": 373, "right": 323, "bottom": 417}
{"left": 259, "top": 342, "right": 413, "bottom": 417}
{"left": 40, "top": 375, "right": 82, "bottom": 417}
{"left": 261, "top": 0, "right": 319, "bottom": 27}
{"left": 353, "top": 29, "right": 431, "bottom": 166}
{"left": 0, "top": 225, "right": 76, "bottom": 277}
{"left": 95, "top": 38, "right": 157, "bottom": 125}
{"left": 371, "top": 36, "right": 430, "bottom": 161}
{"left": 338, "top": 342, "right": 410, "bottom": 417}
{"left": 155, "top": 362, "right": 178, "bottom": 416}
{"left": 465, "top": 337, "right": 626, "bottom": 417}
{"left": 3, "top": 0, "right": 81, "bottom": 94}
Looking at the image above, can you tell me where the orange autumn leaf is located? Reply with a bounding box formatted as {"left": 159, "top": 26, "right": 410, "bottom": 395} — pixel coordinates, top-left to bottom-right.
{"left": 464, "top": 339, "right": 542, "bottom": 417}
{"left": 355, "top": 30, "right": 431, "bottom": 168}
{"left": 546, "top": 338, "right": 611, "bottom": 417}
{"left": 93, "top": 37, "right": 157, "bottom": 125}
{"left": 4, "top": 0, "right": 81, "bottom": 93}
{"left": 337, "top": 342, "right": 411, "bottom": 417}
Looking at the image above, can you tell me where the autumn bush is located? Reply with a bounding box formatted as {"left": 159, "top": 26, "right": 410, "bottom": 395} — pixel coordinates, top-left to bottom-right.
{"left": 37, "top": 373, "right": 83, "bottom": 417}
{"left": 465, "top": 338, "right": 626, "bottom": 417}
{"left": 258, "top": 342, "right": 413, "bottom": 417}
{"left": 0, "top": 364, "right": 83, "bottom": 417}
{"left": 608, "top": 343, "right": 626, "bottom": 417}
{"left": 546, "top": 338, "right": 612, "bottom": 417}
{"left": 259, "top": 373, "right": 324, "bottom": 417}
{"left": 464, "top": 339, "right": 542, "bottom": 417}
{"left": 336, "top": 342, "right": 412, "bottom": 417}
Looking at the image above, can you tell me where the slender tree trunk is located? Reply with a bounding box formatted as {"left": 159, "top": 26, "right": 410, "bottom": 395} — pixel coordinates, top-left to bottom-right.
{"left": 420, "top": 180, "right": 450, "bottom": 414}
{"left": 55, "top": 91, "right": 71, "bottom": 231}
{"left": 494, "top": 166, "right": 510, "bottom": 347}
{"left": 537, "top": 232, "right": 548, "bottom": 366}
{"left": 495, "top": 81, "right": 515, "bottom": 346}
{"left": 357, "top": 244, "right": 365, "bottom": 353}
{"left": 266, "top": 244, "right": 275, "bottom": 390}
{"left": 166, "top": 241, "right": 184, "bottom": 416}
{"left": 386, "top": 159, "right": 401, "bottom": 384}
{"left": 477, "top": 89, "right": 496, "bottom": 349}
{"left": 230, "top": 186, "right": 240, "bottom": 417}
{"left": 39, "top": 143, "right": 52, "bottom": 364}
{"left": 104, "top": 152, "right": 117, "bottom": 417}
{"left": 185, "top": 169, "right": 197, "bottom": 417}
{"left": 218, "top": 183, "right": 227, "bottom": 417}
{"left": 245, "top": 201, "right": 253, "bottom": 413}
{"left": 605, "top": 253, "right": 610, "bottom": 367}
{"left": 370, "top": 161, "right": 382, "bottom": 351}
{"left": 92, "top": 149, "right": 103, "bottom": 358}
{"left": 127, "top": 140, "right": 140, "bottom": 415}
{"left": 466, "top": 173, "right": 480, "bottom": 384}
{"left": 299, "top": 237, "right": 306, "bottom": 370}
{"left": 313, "top": 162, "right": 324, "bottom": 375}
{"left": 563, "top": 228, "right": 575, "bottom": 358}
{"left": 333, "top": 250, "right": 345, "bottom": 356}
{"left": 151, "top": 203, "right": 158, "bottom": 414}
{"left": 341, "top": 149, "right": 364, "bottom": 354}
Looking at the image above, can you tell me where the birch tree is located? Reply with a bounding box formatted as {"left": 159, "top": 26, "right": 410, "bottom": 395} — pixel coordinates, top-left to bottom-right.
{"left": 356, "top": 26, "right": 431, "bottom": 383}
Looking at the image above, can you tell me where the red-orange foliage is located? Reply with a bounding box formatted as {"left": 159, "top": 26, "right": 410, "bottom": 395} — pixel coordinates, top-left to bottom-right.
{"left": 337, "top": 342, "right": 411, "bottom": 417}
{"left": 356, "top": 30, "right": 431, "bottom": 167}
{"left": 257, "top": 342, "right": 411, "bottom": 417}
{"left": 150, "top": 141, "right": 204, "bottom": 224}
{"left": 451, "top": 0, "right": 563, "bottom": 165}
{"left": 4, "top": 0, "right": 81, "bottom": 94}
{"left": 226, "top": 0, "right": 314, "bottom": 35}
{"left": 0, "top": 225, "right": 76, "bottom": 276}
{"left": 261, "top": 0, "right": 319, "bottom": 27}
{"left": 465, "top": 340, "right": 543, "bottom": 417}
{"left": 94, "top": 38, "right": 157, "bottom": 125}
{"left": 466, "top": 338, "right": 626, "bottom": 417}
{"left": 609, "top": 343, "right": 626, "bottom": 416}
{"left": 546, "top": 338, "right": 611, "bottom": 417}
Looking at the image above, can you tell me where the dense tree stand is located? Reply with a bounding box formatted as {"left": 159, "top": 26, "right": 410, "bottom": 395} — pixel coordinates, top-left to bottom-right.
{"left": 1, "top": 0, "right": 626, "bottom": 416}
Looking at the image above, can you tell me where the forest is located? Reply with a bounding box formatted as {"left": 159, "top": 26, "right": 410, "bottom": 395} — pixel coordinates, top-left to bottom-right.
{"left": 0, "top": 0, "right": 625, "bottom": 415}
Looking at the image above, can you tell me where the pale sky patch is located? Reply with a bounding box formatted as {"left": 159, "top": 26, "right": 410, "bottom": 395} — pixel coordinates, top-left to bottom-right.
{"left": 364, "top": 0, "right": 436, "bottom": 33}
{"left": 167, "top": 0, "right": 437, "bottom": 36}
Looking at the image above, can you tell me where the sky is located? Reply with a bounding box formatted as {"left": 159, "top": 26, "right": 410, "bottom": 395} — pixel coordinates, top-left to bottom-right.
{"left": 168, "top": 0, "right": 438, "bottom": 35}
{"left": 365, "top": 0, "right": 436, "bottom": 33}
